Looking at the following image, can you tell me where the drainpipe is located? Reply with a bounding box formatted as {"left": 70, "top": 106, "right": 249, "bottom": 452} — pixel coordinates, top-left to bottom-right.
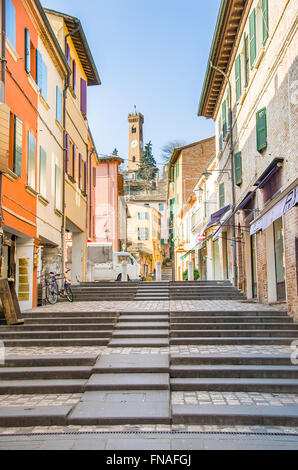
{"left": 210, "top": 62, "right": 238, "bottom": 287}
{"left": 0, "top": 0, "right": 6, "bottom": 276}
{"left": 61, "top": 24, "right": 81, "bottom": 275}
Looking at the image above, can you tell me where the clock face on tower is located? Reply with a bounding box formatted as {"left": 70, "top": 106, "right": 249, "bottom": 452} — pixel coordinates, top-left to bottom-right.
{"left": 131, "top": 140, "right": 138, "bottom": 149}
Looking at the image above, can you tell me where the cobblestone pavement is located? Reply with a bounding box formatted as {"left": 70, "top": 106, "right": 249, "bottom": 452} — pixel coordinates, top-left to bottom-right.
{"left": 0, "top": 394, "right": 82, "bottom": 408}
{"left": 25, "top": 299, "right": 288, "bottom": 313}
{"left": 172, "top": 392, "right": 298, "bottom": 407}
{"left": 170, "top": 345, "right": 293, "bottom": 355}
{"left": 4, "top": 347, "right": 104, "bottom": 357}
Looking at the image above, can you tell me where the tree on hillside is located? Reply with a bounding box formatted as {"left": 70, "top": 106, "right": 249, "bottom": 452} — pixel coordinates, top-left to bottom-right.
{"left": 161, "top": 140, "right": 186, "bottom": 163}
{"left": 138, "top": 141, "right": 158, "bottom": 182}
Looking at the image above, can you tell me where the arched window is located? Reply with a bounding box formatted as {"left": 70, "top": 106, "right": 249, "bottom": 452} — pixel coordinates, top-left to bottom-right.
{"left": 132, "top": 156, "right": 136, "bottom": 163}
{"left": 132, "top": 126, "right": 136, "bottom": 134}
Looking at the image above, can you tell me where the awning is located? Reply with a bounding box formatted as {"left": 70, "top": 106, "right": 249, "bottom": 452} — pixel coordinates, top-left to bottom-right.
{"left": 254, "top": 158, "right": 284, "bottom": 187}
{"left": 181, "top": 234, "right": 213, "bottom": 260}
{"left": 250, "top": 184, "right": 298, "bottom": 235}
{"left": 201, "top": 205, "right": 231, "bottom": 233}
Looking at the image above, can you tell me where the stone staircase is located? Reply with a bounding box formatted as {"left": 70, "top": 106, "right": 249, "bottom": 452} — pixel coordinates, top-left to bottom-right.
{"left": 135, "top": 282, "right": 170, "bottom": 301}
{"left": 170, "top": 281, "right": 246, "bottom": 300}
{"left": 71, "top": 282, "right": 138, "bottom": 301}
{"left": 162, "top": 267, "right": 173, "bottom": 281}
{"left": 0, "top": 298, "right": 298, "bottom": 428}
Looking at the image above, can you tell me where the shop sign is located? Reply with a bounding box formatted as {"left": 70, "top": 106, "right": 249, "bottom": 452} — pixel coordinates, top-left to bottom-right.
{"left": 18, "top": 258, "right": 30, "bottom": 302}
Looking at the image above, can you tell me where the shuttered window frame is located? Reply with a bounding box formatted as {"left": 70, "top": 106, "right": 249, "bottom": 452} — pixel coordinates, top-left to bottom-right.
{"left": 39, "top": 146, "right": 47, "bottom": 199}
{"left": 6, "top": 0, "right": 16, "bottom": 51}
{"left": 219, "top": 183, "right": 225, "bottom": 209}
{"left": 13, "top": 115, "right": 23, "bottom": 178}
{"left": 249, "top": 9, "right": 257, "bottom": 68}
{"left": 262, "top": 0, "right": 269, "bottom": 45}
{"left": 27, "top": 131, "right": 36, "bottom": 190}
{"left": 234, "top": 152, "right": 243, "bottom": 186}
{"left": 235, "top": 54, "right": 242, "bottom": 102}
{"left": 25, "top": 28, "right": 31, "bottom": 74}
{"left": 55, "top": 165, "right": 62, "bottom": 212}
{"left": 256, "top": 107, "right": 267, "bottom": 152}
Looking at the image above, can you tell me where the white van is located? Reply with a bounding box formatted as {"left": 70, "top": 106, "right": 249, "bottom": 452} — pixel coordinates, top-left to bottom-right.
{"left": 87, "top": 244, "right": 140, "bottom": 281}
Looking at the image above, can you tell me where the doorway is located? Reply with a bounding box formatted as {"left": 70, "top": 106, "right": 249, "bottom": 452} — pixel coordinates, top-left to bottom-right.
{"left": 250, "top": 234, "right": 257, "bottom": 298}
{"left": 273, "top": 217, "right": 286, "bottom": 301}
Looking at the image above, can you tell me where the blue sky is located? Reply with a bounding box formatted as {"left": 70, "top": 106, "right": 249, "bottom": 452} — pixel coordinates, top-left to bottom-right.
{"left": 42, "top": 0, "right": 221, "bottom": 170}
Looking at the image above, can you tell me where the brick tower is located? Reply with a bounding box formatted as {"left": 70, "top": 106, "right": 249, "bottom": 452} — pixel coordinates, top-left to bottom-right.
{"left": 128, "top": 111, "right": 144, "bottom": 172}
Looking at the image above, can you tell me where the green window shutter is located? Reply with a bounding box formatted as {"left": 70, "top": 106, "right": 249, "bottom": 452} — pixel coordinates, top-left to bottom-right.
{"left": 145, "top": 212, "right": 148, "bottom": 220}
{"left": 219, "top": 183, "right": 225, "bottom": 209}
{"left": 256, "top": 107, "right": 267, "bottom": 152}
{"left": 222, "top": 100, "right": 227, "bottom": 137}
{"left": 235, "top": 55, "right": 241, "bottom": 102}
{"left": 27, "top": 131, "right": 36, "bottom": 189}
{"left": 262, "top": 0, "right": 269, "bottom": 44}
{"left": 176, "top": 194, "right": 179, "bottom": 206}
{"left": 13, "top": 116, "right": 23, "bottom": 177}
{"left": 55, "top": 165, "right": 62, "bottom": 211}
{"left": 171, "top": 166, "right": 174, "bottom": 182}
{"left": 138, "top": 228, "right": 140, "bottom": 241}
{"left": 56, "top": 86, "right": 63, "bottom": 124}
{"left": 39, "top": 147, "right": 47, "bottom": 198}
{"left": 234, "top": 152, "right": 243, "bottom": 186}
{"left": 244, "top": 33, "right": 249, "bottom": 87}
{"left": 249, "top": 9, "right": 256, "bottom": 68}
{"left": 25, "top": 29, "right": 31, "bottom": 74}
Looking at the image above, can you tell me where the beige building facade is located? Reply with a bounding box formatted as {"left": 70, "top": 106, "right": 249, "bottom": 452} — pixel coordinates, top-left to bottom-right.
{"left": 199, "top": 0, "right": 298, "bottom": 317}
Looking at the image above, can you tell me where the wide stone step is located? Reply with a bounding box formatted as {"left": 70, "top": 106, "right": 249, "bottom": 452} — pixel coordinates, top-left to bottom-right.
{"left": 117, "top": 322, "right": 170, "bottom": 329}
{"left": 23, "top": 312, "right": 119, "bottom": 318}
{"left": 170, "top": 337, "right": 297, "bottom": 345}
{"left": 170, "top": 354, "right": 293, "bottom": 366}
{"left": 2, "top": 355, "right": 97, "bottom": 368}
{"left": 0, "top": 366, "right": 92, "bottom": 380}
{"left": 170, "top": 310, "right": 288, "bottom": 317}
{"left": 0, "top": 379, "right": 86, "bottom": 394}
{"left": 170, "top": 316, "right": 293, "bottom": 323}
{"left": 0, "top": 406, "right": 73, "bottom": 427}
{"left": 85, "top": 373, "right": 169, "bottom": 391}
{"left": 171, "top": 322, "right": 297, "bottom": 330}
{"left": 24, "top": 317, "right": 117, "bottom": 324}
{"left": 172, "top": 404, "right": 298, "bottom": 426}
{"left": 68, "top": 390, "right": 171, "bottom": 425}
{"left": 2, "top": 324, "right": 116, "bottom": 331}
{"left": 93, "top": 354, "right": 169, "bottom": 373}
{"left": 2, "top": 338, "right": 109, "bottom": 347}
{"left": 170, "top": 329, "right": 298, "bottom": 338}
{"left": 0, "top": 330, "right": 113, "bottom": 339}
{"left": 170, "top": 365, "right": 298, "bottom": 379}
{"left": 119, "top": 315, "right": 169, "bottom": 322}
{"left": 112, "top": 329, "right": 169, "bottom": 338}
{"left": 109, "top": 338, "right": 169, "bottom": 347}
{"left": 170, "top": 378, "right": 298, "bottom": 392}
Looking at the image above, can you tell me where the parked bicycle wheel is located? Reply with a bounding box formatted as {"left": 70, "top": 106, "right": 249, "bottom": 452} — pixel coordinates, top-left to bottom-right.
{"left": 64, "top": 283, "right": 73, "bottom": 302}
{"left": 46, "top": 280, "right": 58, "bottom": 304}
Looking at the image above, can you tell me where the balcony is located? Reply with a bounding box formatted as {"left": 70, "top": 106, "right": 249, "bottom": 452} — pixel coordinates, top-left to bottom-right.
{"left": 0, "top": 104, "right": 10, "bottom": 173}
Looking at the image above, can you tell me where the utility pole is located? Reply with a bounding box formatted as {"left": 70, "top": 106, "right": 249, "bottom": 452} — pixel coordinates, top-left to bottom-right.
{"left": 210, "top": 62, "right": 238, "bottom": 287}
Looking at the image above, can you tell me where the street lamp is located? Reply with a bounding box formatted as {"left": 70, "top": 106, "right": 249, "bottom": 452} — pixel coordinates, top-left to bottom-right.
{"left": 210, "top": 61, "right": 238, "bottom": 287}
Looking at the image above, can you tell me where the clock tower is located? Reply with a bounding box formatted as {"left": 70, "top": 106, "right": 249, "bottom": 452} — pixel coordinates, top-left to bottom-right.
{"left": 128, "top": 111, "right": 144, "bottom": 172}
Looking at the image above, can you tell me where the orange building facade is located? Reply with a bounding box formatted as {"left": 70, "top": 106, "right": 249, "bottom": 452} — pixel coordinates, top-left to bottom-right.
{"left": 2, "top": 0, "right": 39, "bottom": 310}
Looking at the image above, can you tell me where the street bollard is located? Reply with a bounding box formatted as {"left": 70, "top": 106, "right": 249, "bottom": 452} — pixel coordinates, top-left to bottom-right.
{"left": 156, "top": 261, "right": 162, "bottom": 281}
{"left": 121, "top": 261, "right": 128, "bottom": 282}
{"left": 188, "top": 260, "right": 194, "bottom": 281}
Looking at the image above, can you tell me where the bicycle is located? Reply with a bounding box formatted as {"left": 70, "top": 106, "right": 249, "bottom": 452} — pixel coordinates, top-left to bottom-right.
{"left": 46, "top": 270, "right": 73, "bottom": 304}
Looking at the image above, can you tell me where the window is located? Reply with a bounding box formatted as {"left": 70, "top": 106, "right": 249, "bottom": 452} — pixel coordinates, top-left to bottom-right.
{"left": 27, "top": 131, "right": 36, "bottom": 190}
{"left": 234, "top": 152, "right": 243, "bottom": 186}
{"left": 78, "top": 154, "right": 82, "bottom": 189}
{"left": 235, "top": 54, "right": 241, "bottom": 102}
{"left": 218, "top": 117, "right": 223, "bottom": 151}
{"left": 83, "top": 161, "right": 87, "bottom": 194}
{"left": 176, "top": 162, "right": 180, "bottom": 178}
{"left": 138, "top": 228, "right": 149, "bottom": 241}
{"left": 6, "top": 0, "right": 16, "bottom": 50}
{"left": 72, "top": 60, "right": 76, "bottom": 94}
{"left": 25, "top": 29, "right": 31, "bottom": 74}
{"left": 244, "top": 33, "right": 249, "bottom": 87}
{"left": 170, "top": 166, "right": 174, "bottom": 183}
{"left": 13, "top": 116, "right": 22, "bottom": 177}
{"left": 132, "top": 156, "right": 136, "bottom": 163}
{"left": 65, "top": 134, "right": 70, "bottom": 174}
{"left": 176, "top": 194, "right": 179, "bottom": 207}
{"left": 256, "top": 107, "right": 267, "bottom": 152}
{"left": 72, "top": 144, "right": 76, "bottom": 180}
{"left": 249, "top": 9, "right": 257, "bottom": 67}
{"left": 222, "top": 100, "right": 227, "bottom": 138}
{"left": 39, "top": 147, "right": 47, "bottom": 198}
{"left": 138, "top": 212, "right": 148, "bottom": 220}
{"left": 132, "top": 126, "right": 136, "bottom": 134}
{"left": 262, "top": 0, "right": 269, "bottom": 44}
{"left": 80, "top": 78, "right": 87, "bottom": 116}
{"left": 159, "top": 203, "right": 164, "bottom": 212}
{"left": 219, "top": 183, "right": 225, "bottom": 208}
{"left": 55, "top": 165, "right": 62, "bottom": 211}
{"left": 36, "top": 50, "right": 48, "bottom": 100}
{"left": 56, "top": 86, "right": 63, "bottom": 125}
